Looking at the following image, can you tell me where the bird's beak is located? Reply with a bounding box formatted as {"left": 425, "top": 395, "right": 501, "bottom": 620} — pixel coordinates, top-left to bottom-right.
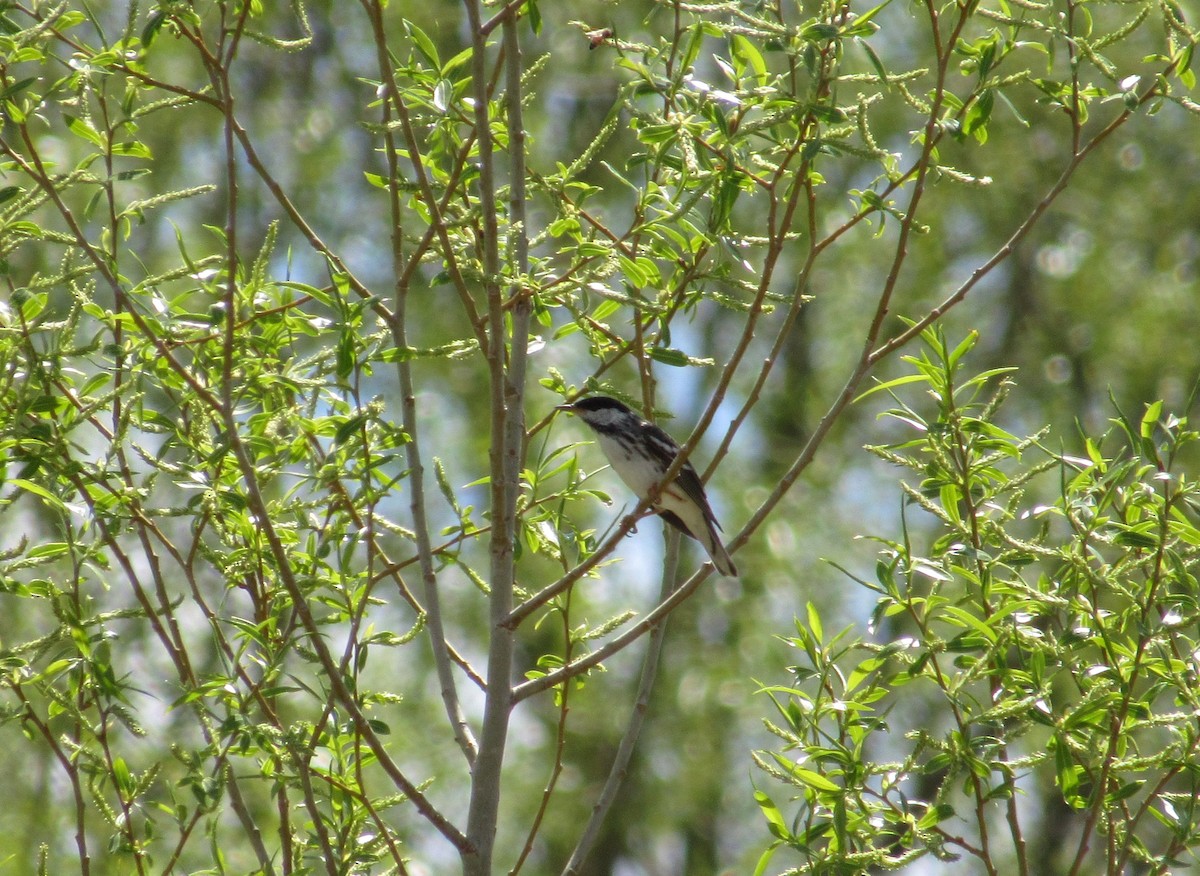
{"left": 555, "top": 402, "right": 575, "bottom": 413}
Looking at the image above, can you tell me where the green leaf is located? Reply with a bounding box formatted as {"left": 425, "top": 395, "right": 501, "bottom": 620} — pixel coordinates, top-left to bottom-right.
{"left": 618, "top": 255, "right": 648, "bottom": 287}
{"left": 806, "top": 601, "right": 824, "bottom": 643}
{"left": 442, "top": 46, "right": 474, "bottom": 77}
{"left": 404, "top": 20, "right": 440, "bottom": 68}
{"left": 754, "top": 789, "right": 790, "bottom": 838}
{"left": 709, "top": 173, "right": 741, "bottom": 232}
{"left": 940, "top": 605, "right": 998, "bottom": 643}
{"left": 433, "top": 79, "right": 452, "bottom": 113}
{"left": 752, "top": 842, "right": 782, "bottom": 876}
{"left": 9, "top": 479, "right": 66, "bottom": 511}
{"left": 682, "top": 24, "right": 706, "bottom": 73}
{"left": 964, "top": 89, "right": 994, "bottom": 142}
{"left": 807, "top": 102, "right": 846, "bottom": 123}
{"left": 948, "top": 329, "right": 979, "bottom": 367}
{"left": 577, "top": 242, "right": 609, "bottom": 258}
{"left": 336, "top": 331, "right": 355, "bottom": 378}
{"left": 769, "top": 752, "right": 841, "bottom": 791}
{"left": 1113, "top": 525, "right": 1158, "bottom": 549}
{"left": 142, "top": 10, "right": 167, "bottom": 47}
{"left": 4, "top": 100, "right": 26, "bottom": 124}
{"left": 27, "top": 542, "right": 69, "bottom": 560}
{"left": 802, "top": 22, "right": 840, "bottom": 41}
{"left": 1106, "top": 780, "right": 1143, "bottom": 805}
{"left": 637, "top": 123, "right": 679, "bottom": 146}
{"left": 858, "top": 38, "right": 889, "bottom": 82}
{"left": 591, "top": 299, "right": 620, "bottom": 321}
{"left": 334, "top": 413, "right": 368, "bottom": 446}
{"left": 648, "top": 347, "right": 690, "bottom": 367}
{"left": 731, "top": 34, "right": 768, "bottom": 86}
{"left": 64, "top": 114, "right": 106, "bottom": 148}
{"left": 849, "top": 0, "right": 894, "bottom": 29}
{"left": 917, "top": 803, "right": 955, "bottom": 829}
{"left": 113, "top": 757, "right": 133, "bottom": 793}
{"left": 112, "top": 140, "right": 153, "bottom": 159}
{"left": 0, "top": 77, "right": 38, "bottom": 101}
{"left": 1053, "top": 733, "right": 1085, "bottom": 805}
{"left": 853, "top": 373, "right": 928, "bottom": 403}
{"left": 1141, "top": 399, "right": 1162, "bottom": 438}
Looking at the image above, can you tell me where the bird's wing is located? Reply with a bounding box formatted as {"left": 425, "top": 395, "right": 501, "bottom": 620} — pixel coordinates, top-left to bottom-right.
{"left": 672, "top": 463, "right": 720, "bottom": 528}
{"left": 658, "top": 509, "right": 693, "bottom": 537}
{"left": 641, "top": 419, "right": 720, "bottom": 529}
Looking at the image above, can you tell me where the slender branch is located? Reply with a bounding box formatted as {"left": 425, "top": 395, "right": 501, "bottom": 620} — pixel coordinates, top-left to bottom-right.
{"left": 295, "top": 751, "right": 342, "bottom": 876}
{"left": 481, "top": 0, "right": 530, "bottom": 36}
{"left": 513, "top": 556, "right": 709, "bottom": 703}
{"left": 719, "top": 1, "right": 1157, "bottom": 587}
{"left": 507, "top": 490, "right": 670, "bottom": 629}
{"left": 561, "top": 529, "right": 681, "bottom": 875}
{"left": 220, "top": 413, "right": 473, "bottom": 850}
{"left": 659, "top": 15, "right": 852, "bottom": 538}
{"left": 10, "top": 685, "right": 92, "bottom": 876}
{"left": 362, "top": 0, "right": 479, "bottom": 767}
{"left": 516, "top": 0, "right": 1163, "bottom": 708}
{"left": 510, "top": 589, "right": 576, "bottom": 876}
{"left": 867, "top": 95, "right": 1146, "bottom": 364}
{"left": 463, "top": 0, "right": 532, "bottom": 870}
{"left": 59, "top": 11, "right": 475, "bottom": 854}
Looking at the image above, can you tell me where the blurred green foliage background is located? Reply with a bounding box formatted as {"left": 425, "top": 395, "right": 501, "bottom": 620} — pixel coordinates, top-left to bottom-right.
{"left": 0, "top": 0, "right": 1197, "bottom": 872}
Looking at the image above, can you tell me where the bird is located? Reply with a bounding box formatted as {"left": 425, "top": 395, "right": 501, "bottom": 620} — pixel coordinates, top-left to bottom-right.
{"left": 556, "top": 395, "right": 738, "bottom": 577}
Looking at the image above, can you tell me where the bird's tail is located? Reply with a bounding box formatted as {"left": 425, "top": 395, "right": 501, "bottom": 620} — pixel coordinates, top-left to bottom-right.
{"left": 701, "top": 523, "right": 738, "bottom": 578}
{"left": 659, "top": 508, "right": 739, "bottom": 577}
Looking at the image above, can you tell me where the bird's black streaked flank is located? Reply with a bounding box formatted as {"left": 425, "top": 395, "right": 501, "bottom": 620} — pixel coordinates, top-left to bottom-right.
{"left": 556, "top": 395, "right": 738, "bottom": 577}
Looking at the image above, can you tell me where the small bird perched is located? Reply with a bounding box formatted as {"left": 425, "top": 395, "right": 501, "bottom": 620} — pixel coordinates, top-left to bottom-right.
{"left": 556, "top": 395, "right": 738, "bottom": 577}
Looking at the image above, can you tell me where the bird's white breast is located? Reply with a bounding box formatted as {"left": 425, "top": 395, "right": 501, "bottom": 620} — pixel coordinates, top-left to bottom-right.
{"left": 595, "top": 432, "right": 662, "bottom": 498}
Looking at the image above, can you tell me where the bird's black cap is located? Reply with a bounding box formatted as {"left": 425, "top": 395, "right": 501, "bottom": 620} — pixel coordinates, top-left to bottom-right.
{"left": 557, "top": 395, "right": 633, "bottom": 414}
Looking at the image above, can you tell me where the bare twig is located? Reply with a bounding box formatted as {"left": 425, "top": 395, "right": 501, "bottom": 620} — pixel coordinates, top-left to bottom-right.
{"left": 464, "top": 0, "right": 534, "bottom": 871}
{"left": 561, "top": 529, "right": 682, "bottom": 875}
{"left": 361, "top": 0, "right": 479, "bottom": 767}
